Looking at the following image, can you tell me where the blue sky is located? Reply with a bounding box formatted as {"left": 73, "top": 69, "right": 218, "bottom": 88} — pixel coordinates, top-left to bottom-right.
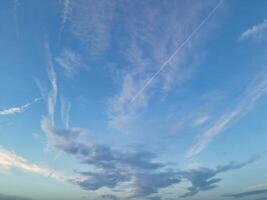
{"left": 0, "top": 0, "right": 267, "bottom": 200}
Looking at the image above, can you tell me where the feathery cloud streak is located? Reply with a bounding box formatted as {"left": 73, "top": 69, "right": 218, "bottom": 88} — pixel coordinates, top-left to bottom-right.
{"left": 0, "top": 98, "right": 40, "bottom": 116}
{"left": 130, "top": 0, "right": 223, "bottom": 103}
{"left": 240, "top": 19, "right": 267, "bottom": 41}
{"left": 0, "top": 147, "right": 64, "bottom": 180}
{"left": 187, "top": 74, "right": 267, "bottom": 157}
{"left": 107, "top": 0, "right": 224, "bottom": 130}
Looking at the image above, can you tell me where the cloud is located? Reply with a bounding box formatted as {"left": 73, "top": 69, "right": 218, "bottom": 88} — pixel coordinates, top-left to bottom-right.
{"left": 194, "top": 115, "right": 210, "bottom": 126}
{"left": 37, "top": 42, "right": 57, "bottom": 124}
{"left": 0, "top": 98, "right": 40, "bottom": 116}
{"left": 40, "top": 43, "right": 170, "bottom": 198}
{"left": 60, "top": 0, "right": 70, "bottom": 34}
{"left": 55, "top": 48, "right": 82, "bottom": 78}
{"left": 180, "top": 157, "right": 259, "bottom": 197}
{"left": 100, "top": 194, "right": 119, "bottom": 200}
{"left": 187, "top": 74, "right": 267, "bottom": 157}
{"left": 223, "top": 189, "right": 267, "bottom": 198}
{"left": 240, "top": 19, "right": 267, "bottom": 41}
{"left": 60, "top": 97, "right": 71, "bottom": 128}
{"left": 0, "top": 193, "right": 34, "bottom": 200}
{"left": 68, "top": 0, "right": 116, "bottom": 56}
{"left": 131, "top": 171, "right": 180, "bottom": 197}
{"left": 107, "top": 1, "right": 223, "bottom": 130}
{"left": 39, "top": 43, "right": 258, "bottom": 199}
{"left": 0, "top": 147, "right": 64, "bottom": 180}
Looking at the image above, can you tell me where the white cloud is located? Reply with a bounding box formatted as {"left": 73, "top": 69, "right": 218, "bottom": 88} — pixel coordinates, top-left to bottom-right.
{"left": 240, "top": 19, "right": 267, "bottom": 41}
{"left": 0, "top": 147, "right": 64, "bottom": 180}
{"left": 55, "top": 48, "right": 82, "bottom": 78}
{"left": 187, "top": 73, "right": 267, "bottom": 157}
{"left": 0, "top": 98, "right": 40, "bottom": 116}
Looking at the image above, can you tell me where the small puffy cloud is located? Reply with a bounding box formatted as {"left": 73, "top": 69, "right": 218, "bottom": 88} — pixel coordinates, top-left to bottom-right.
{"left": 240, "top": 19, "right": 267, "bottom": 41}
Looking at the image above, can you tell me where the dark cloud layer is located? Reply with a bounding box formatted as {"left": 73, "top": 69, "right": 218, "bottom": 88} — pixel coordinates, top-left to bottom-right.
{"left": 223, "top": 189, "right": 267, "bottom": 198}
{"left": 42, "top": 116, "right": 259, "bottom": 199}
{"left": 0, "top": 194, "right": 33, "bottom": 200}
{"left": 180, "top": 156, "right": 259, "bottom": 198}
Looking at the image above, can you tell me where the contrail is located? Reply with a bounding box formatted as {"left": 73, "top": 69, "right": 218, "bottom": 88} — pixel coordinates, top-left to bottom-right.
{"left": 130, "top": 0, "right": 224, "bottom": 103}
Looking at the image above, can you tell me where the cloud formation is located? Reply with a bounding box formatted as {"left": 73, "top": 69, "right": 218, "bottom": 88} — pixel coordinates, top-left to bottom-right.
{"left": 240, "top": 19, "right": 267, "bottom": 41}
{"left": 0, "top": 147, "right": 63, "bottom": 180}
{"left": 180, "top": 156, "right": 259, "bottom": 197}
{"left": 39, "top": 42, "right": 260, "bottom": 199}
{"left": 107, "top": 0, "right": 223, "bottom": 130}
{"left": 223, "top": 188, "right": 267, "bottom": 198}
{"left": 40, "top": 44, "right": 171, "bottom": 198}
{"left": 55, "top": 48, "right": 82, "bottom": 78}
{"left": 69, "top": 0, "right": 116, "bottom": 56}
{"left": 187, "top": 74, "right": 267, "bottom": 157}
{"left": 0, "top": 193, "right": 34, "bottom": 200}
{"left": 0, "top": 98, "right": 40, "bottom": 116}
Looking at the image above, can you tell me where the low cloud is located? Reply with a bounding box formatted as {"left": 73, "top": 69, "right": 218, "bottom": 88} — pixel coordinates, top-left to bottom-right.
{"left": 0, "top": 193, "right": 34, "bottom": 200}
{"left": 223, "top": 188, "right": 267, "bottom": 198}
{"left": 180, "top": 156, "right": 259, "bottom": 197}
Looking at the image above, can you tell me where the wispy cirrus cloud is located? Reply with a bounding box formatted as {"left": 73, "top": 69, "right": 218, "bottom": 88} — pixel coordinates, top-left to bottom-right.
{"left": 187, "top": 73, "right": 267, "bottom": 157}
{"left": 68, "top": 0, "right": 116, "bottom": 56}
{"left": 107, "top": 0, "right": 223, "bottom": 130}
{"left": 60, "top": 0, "right": 71, "bottom": 34}
{"left": 240, "top": 19, "right": 267, "bottom": 41}
{"left": 0, "top": 147, "right": 64, "bottom": 180}
{"left": 0, "top": 98, "right": 40, "bottom": 116}
{"left": 55, "top": 48, "right": 82, "bottom": 78}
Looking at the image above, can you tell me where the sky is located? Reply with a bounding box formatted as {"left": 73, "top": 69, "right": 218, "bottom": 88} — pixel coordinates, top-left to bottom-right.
{"left": 0, "top": 0, "right": 267, "bottom": 200}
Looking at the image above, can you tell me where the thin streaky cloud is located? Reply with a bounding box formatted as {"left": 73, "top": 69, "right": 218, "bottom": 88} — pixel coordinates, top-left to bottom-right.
{"left": 240, "top": 19, "right": 267, "bottom": 41}
{"left": 0, "top": 147, "right": 65, "bottom": 180}
{"left": 130, "top": 0, "right": 224, "bottom": 103}
{"left": 61, "top": 0, "right": 70, "bottom": 30}
{"left": 61, "top": 97, "right": 71, "bottom": 129}
{"left": 0, "top": 98, "right": 41, "bottom": 116}
{"left": 223, "top": 189, "right": 267, "bottom": 198}
{"left": 187, "top": 73, "right": 267, "bottom": 157}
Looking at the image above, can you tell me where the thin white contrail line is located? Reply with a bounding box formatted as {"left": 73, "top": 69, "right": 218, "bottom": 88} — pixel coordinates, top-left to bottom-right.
{"left": 130, "top": 0, "right": 224, "bottom": 103}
